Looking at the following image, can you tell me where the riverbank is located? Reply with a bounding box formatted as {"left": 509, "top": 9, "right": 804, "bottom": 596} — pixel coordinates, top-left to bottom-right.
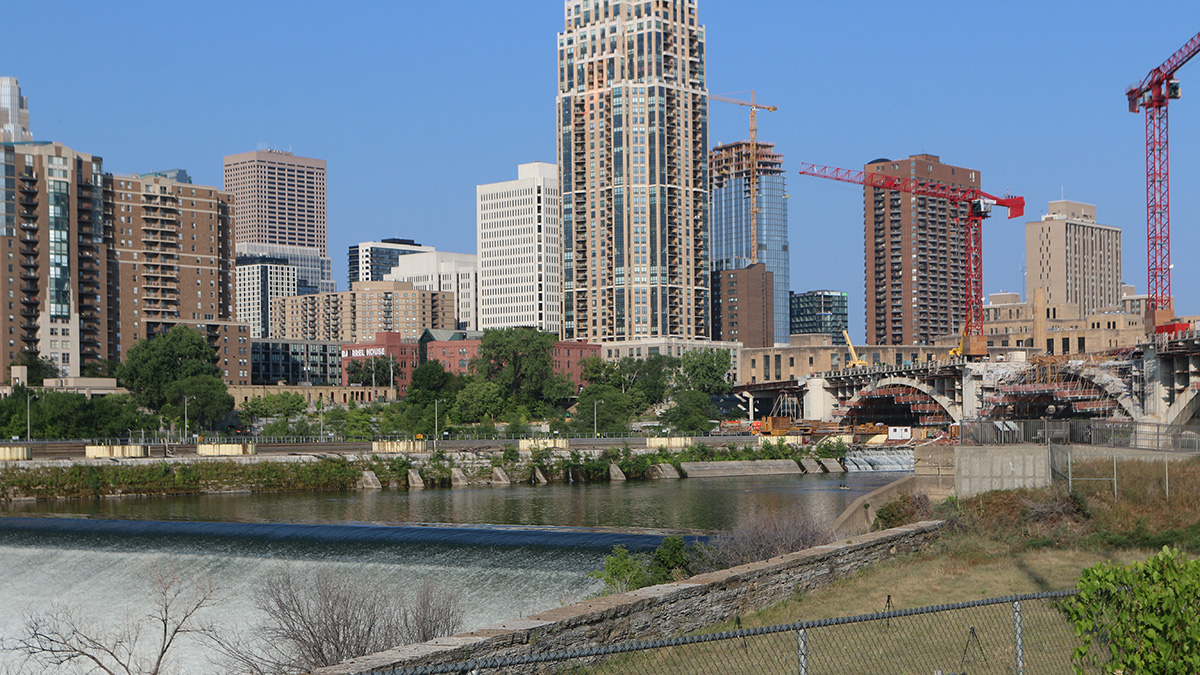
{"left": 0, "top": 441, "right": 894, "bottom": 501}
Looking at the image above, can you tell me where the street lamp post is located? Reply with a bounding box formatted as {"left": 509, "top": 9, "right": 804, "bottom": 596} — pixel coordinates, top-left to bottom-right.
{"left": 434, "top": 399, "right": 447, "bottom": 449}
{"left": 594, "top": 399, "right": 604, "bottom": 438}
{"left": 26, "top": 391, "right": 36, "bottom": 441}
{"left": 183, "top": 395, "right": 196, "bottom": 443}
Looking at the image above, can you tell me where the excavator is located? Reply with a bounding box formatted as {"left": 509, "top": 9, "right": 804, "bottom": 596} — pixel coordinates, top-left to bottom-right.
{"left": 842, "top": 330, "right": 868, "bottom": 368}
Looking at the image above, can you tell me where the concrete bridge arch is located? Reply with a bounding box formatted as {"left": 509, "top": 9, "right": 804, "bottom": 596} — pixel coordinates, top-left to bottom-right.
{"left": 836, "top": 376, "right": 962, "bottom": 424}
{"left": 1065, "top": 369, "right": 1142, "bottom": 420}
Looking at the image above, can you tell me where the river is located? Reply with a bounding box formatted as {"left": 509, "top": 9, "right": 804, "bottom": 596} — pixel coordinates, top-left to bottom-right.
{"left": 0, "top": 472, "right": 902, "bottom": 672}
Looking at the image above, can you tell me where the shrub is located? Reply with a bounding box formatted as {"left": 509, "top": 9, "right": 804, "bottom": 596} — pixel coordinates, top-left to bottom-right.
{"left": 871, "top": 491, "right": 934, "bottom": 531}
{"left": 691, "top": 507, "right": 833, "bottom": 573}
{"left": 1063, "top": 547, "right": 1200, "bottom": 674}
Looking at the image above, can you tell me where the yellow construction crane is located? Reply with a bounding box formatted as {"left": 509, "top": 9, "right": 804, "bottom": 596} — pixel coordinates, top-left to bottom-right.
{"left": 842, "top": 330, "right": 868, "bottom": 368}
{"left": 710, "top": 90, "right": 777, "bottom": 263}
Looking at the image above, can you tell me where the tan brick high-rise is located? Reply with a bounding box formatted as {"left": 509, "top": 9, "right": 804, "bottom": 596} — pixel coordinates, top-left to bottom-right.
{"left": 557, "top": 0, "right": 709, "bottom": 342}
{"left": 865, "top": 154, "right": 978, "bottom": 345}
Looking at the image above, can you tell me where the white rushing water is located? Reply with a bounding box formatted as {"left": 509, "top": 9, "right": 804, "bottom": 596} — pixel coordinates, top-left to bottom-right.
{"left": 0, "top": 529, "right": 604, "bottom": 673}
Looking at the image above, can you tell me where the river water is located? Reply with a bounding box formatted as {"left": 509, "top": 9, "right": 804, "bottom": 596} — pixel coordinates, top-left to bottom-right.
{"left": 0, "top": 472, "right": 901, "bottom": 672}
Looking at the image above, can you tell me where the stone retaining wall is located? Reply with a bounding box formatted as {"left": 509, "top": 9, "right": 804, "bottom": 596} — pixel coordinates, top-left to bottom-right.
{"left": 311, "top": 520, "right": 945, "bottom": 675}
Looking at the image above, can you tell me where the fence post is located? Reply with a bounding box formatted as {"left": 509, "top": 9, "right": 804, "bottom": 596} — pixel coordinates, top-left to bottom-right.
{"left": 1166, "top": 453, "right": 1170, "bottom": 501}
{"left": 1067, "top": 448, "right": 1073, "bottom": 493}
{"left": 1013, "top": 600, "right": 1025, "bottom": 675}
{"left": 1113, "top": 455, "right": 1118, "bottom": 499}
{"left": 796, "top": 628, "right": 808, "bottom": 675}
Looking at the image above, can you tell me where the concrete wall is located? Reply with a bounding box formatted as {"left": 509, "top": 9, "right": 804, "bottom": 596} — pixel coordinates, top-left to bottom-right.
{"left": 311, "top": 521, "right": 945, "bottom": 675}
{"left": 196, "top": 443, "right": 257, "bottom": 456}
{"left": 519, "top": 438, "right": 569, "bottom": 451}
{"left": 85, "top": 445, "right": 149, "bottom": 458}
{"left": 371, "top": 440, "right": 425, "bottom": 453}
{"left": 0, "top": 446, "right": 31, "bottom": 461}
{"left": 955, "top": 444, "right": 1050, "bottom": 498}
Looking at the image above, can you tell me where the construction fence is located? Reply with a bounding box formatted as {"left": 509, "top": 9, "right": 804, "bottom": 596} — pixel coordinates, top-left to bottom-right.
{"left": 383, "top": 591, "right": 1097, "bottom": 675}
{"left": 962, "top": 418, "right": 1200, "bottom": 452}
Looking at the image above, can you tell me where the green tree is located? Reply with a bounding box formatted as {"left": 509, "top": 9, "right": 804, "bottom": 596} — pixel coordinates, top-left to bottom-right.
{"left": 239, "top": 397, "right": 271, "bottom": 426}
{"left": 263, "top": 391, "right": 307, "bottom": 421}
{"left": 80, "top": 359, "right": 119, "bottom": 378}
{"left": 453, "top": 381, "right": 503, "bottom": 424}
{"left": 13, "top": 352, "right": 59, "bottom": 386}
{"left": 575, "top": 384, "right": 632, "bottom": 436}
{"left": 623, "top": 354, "right": 680, "bottom": 409}
{"left": 163, "top": 374, "right": 234, "bottom": 430}
{"left": 91, "top": 394, "right": 156, "bottom": 439}
{"left": 117, "top": 326, "right": 220, "bottom": 412}
{"left": 1064, "top": 546, "right": 1200, "bottom": 674}
{"left": 471, "top": 328, "right": 559, "bottom": 413}
{"left": 580, "top": 355, "right": 618, "bottom": 387}
{"left": 658, "top": 389, "right": 717, "bottom": 435}
{"left": 407, "top": 360, "right": 454, "bottom": 407}
{"left": 678, "top": 349, "right": 732, "bottom": 396}
{"left": 344, "top": 355, "right": 399, "bottom": 388}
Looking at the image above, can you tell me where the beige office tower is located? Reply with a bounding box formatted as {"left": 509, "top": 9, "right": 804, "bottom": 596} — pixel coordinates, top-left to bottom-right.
{"left": 1026, "top": 200, "right": 1122, "bottom": 318}
{"left": 476, "top": 162, "right": 561, "bottom": 332}
{"left": 556, "top": 0, "right": 709, "bottom": 342}
{"left": 224, "top": 149, "right": 333, "bottom": 293}
{"left": 0, "top": 77, "right": 32, "bottom": 143}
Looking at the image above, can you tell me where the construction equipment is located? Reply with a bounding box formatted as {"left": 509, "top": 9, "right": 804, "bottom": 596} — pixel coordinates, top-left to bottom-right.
{"left": 799, "top": 162, "right": 1025, "bottom": 353}
{"left": 1126, "top": 31, "right": 1200, "bottom": 328}
{"left": 710, "top": 91, "right": 777, "bottom": 263}
{"left": 842, "top": 329, "right": 868, "bottom": 367}
{"left": 948, "top": 320, "right": 971, "bottom": 358}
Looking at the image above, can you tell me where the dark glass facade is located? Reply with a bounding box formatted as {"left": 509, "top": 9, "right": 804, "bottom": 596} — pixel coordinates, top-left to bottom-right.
{"left": 789, "top": 290, "right": 848, "bottom": 345}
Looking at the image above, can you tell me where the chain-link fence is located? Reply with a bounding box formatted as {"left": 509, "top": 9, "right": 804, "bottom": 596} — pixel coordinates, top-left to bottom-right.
{"left": 380, "top": 591, "right": 1094, "bottom": 675}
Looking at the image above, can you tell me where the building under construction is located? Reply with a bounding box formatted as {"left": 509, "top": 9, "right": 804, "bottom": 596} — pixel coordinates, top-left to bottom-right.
{"left": 710, "top": 140, "right": 788, "bottom": 344}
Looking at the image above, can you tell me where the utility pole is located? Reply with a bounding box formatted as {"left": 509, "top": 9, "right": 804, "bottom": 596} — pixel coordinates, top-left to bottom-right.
{"left": 26, "top": 391, "right": 36, "bottom": 441}
{"left": 184, "top": 395, "right": 196, "bottom": 443}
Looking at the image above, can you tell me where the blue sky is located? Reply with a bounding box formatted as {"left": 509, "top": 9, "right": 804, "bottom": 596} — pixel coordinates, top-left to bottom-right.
{"left": 8, "top": 1, "right": 1200, "bottom": 341}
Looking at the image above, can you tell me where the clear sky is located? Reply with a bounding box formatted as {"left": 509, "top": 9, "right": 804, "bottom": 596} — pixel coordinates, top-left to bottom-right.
{"left": 8, "top": 1, "right": 1200, "bottom": 342}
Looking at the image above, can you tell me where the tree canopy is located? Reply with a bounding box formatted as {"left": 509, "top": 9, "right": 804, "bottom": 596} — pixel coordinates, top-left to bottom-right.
{"left": 659, "top": 389, "right": 718, "bottom": 435}
{"left": 117, "top": 326, "right": 223, "bottom": 412}
{"left": 679, "top": 349, "right": 732, "bottom": 396}
{"left": 13, "top": 352, "right": 59, "bottom": 386}
{"left": 471, "top": 328, "right": 567, "bottom": 415}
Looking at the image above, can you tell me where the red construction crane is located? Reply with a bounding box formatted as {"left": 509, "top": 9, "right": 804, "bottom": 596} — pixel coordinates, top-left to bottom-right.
{"left": 797, "top": 162, "right": 1024, "bottom": 345}
{"left": 1126, "top": 31, "right": 1200, "bottom": 327}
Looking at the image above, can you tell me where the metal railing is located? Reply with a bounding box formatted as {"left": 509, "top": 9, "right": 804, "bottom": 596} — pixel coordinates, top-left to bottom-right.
{"left": 382, "top": 590, "right": 1088, "bottom": 675}
{"left": 963, "top": 418, "right": 1200, "bottom": 452}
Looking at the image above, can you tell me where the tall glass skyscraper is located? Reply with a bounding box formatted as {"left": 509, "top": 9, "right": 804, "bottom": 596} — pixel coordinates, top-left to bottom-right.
{"left": 556, "top": 0, "right": 710, "bottom": 342}
{"left": 710, "top": 140, "right": 788, "bottom": 344}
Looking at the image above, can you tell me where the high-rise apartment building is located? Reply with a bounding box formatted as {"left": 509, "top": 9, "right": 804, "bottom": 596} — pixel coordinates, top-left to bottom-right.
{"left": 710, "top": 140, "right": 788, "bottom": 344}
{"left": 223, "top": 149, "right": 333, "bottom": 293}
{"left": 271, "top": 280, "right": 455, "bottom": 343}
{"left": 0, "top": 77, "right": 31, "bottom": 143}
{"left": 790, "top": 290, "right": 848, "bottom": 345}
{"left": 236, "top": 255, "right": 298, "bottom": 338}
{"left": 383, "top": 250, "right": 478, "bottom": 331}
{"left": 1026, "top": 200, "right": 1122, "bottom": 319}
{"left": 557, "top": 0, "right": 709, "bottom": 342}
{"left": 865, "top": 154, "right": 977, "bottom": 345}
{"left": 348, "top": 238, "right": 432, "bottom": 286}
{"left": 477, "top": 162, "right": 561, "bottom": 333}
{"left": 711, "top": 263, "right": 773, "bottom": 347}
{"left": 0, "top": 142, "right": 248, "bottom": 383}
{"left": 111, "top": 171, "right": 247, "bottom": 384}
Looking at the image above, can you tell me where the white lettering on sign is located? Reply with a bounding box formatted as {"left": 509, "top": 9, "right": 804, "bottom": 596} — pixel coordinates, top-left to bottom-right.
{"left": 341, "top": 350, "right": 348, "bottom": 358}
{"left": 349, "top": 347, "right": 386, "bottom": 358}
{"left": 887, "top": 426, "right": 912, "bottom": 441}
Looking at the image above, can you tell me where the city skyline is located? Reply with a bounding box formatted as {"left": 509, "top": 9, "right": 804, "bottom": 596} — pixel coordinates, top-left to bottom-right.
{"left": 7, "top": 1, "right": 1200, "bottom": 342}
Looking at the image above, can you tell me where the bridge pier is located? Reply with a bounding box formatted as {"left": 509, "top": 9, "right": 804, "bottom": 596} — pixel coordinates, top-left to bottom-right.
{"left": 803, "top": 377, "right": 835, "bottom": 422}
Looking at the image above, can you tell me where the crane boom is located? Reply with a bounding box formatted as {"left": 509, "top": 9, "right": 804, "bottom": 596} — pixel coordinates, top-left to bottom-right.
{"left": 798, "top": 161, "right": 1024, "bottom": 344}
{"left": 1126, "top": 31, "right": 1200, "bottom": 324}
{"left": 711, "top": 91, "right": 777, "bottom": 263}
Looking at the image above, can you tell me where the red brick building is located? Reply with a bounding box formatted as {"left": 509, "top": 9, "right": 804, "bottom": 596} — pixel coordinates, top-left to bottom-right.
{"left": 341, "top": 329, "right": 600, "bottom": 395}
{"left": 339, "top": 332, "right": 421, "bottom": 394}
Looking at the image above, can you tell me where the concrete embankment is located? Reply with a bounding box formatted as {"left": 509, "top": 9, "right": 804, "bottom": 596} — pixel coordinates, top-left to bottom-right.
{"left": 680, "top": 459, "right": 803, "bottom": 477}
{"left": 310, "top": 520, "right": 945, "bottom": 675}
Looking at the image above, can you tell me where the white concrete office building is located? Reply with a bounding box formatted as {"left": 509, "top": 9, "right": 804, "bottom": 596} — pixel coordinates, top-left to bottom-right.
{"left": 476, "top": 162, "right": 561, "bottom": 333}
{"left": 383, "top": 250, "right": 479, "bottom": 331}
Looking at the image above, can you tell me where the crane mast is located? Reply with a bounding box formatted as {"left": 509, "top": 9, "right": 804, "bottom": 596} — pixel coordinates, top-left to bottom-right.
{"left": 1126, "top": 31, "right": 1200, "bottom": 328}
{"left": 710, "top": 91, "right": 777, "bottom": 264}
{"left": 797, "top": 162, "right": 1024, "bottom": 350}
